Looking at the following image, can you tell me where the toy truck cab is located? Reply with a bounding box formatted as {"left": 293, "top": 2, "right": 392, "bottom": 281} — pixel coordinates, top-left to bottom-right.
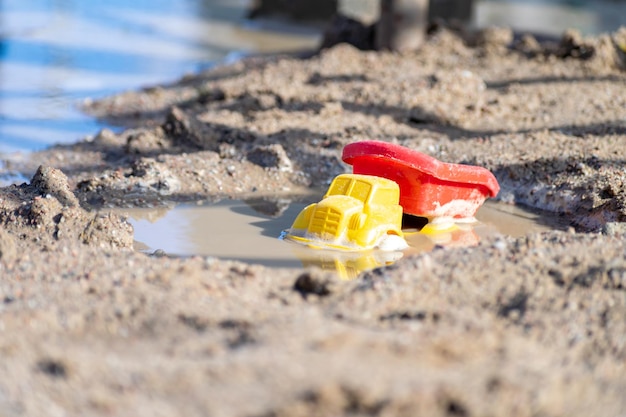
{"left": 285, "top": 174, "right": 406, "bottom": 251}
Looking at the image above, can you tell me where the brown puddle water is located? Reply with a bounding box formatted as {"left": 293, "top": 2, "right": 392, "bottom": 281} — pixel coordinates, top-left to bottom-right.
{"left": 123, "top": 198, "right": 568, "bottom": 279}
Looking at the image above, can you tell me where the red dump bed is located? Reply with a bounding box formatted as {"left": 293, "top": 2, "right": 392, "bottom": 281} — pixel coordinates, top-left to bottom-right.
{"left": 342, "top": 141, "right": 500, "bottom": 219}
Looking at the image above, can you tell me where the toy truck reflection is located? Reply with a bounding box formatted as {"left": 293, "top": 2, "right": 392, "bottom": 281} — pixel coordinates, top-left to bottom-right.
{"left": 285, "top": 174, "right": 406, "bottom": 251}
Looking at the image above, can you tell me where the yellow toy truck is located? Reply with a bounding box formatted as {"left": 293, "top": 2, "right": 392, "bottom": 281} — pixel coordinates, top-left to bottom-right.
{"left": 284, "top": 174, "right": 407, "bottom": 251}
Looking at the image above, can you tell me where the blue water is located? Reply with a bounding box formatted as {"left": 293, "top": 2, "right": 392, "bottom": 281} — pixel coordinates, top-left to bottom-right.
{"left": 0, "top": 0, "right": 623, "bottom": 155}
{"left": 0, "top": 1, "right": 217, "bottom": 153}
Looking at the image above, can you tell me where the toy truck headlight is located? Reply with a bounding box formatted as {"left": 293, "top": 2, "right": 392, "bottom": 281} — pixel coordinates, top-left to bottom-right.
{"left": 349, "top": 212, "right": 366, "bottom": 230}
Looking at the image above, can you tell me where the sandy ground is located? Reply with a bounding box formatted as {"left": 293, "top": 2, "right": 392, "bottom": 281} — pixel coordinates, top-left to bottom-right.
{"left": 1, "top": 26, "right": 626, "bottom": 416}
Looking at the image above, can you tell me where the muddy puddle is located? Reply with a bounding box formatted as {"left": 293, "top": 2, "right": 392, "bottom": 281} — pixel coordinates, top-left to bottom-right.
{"left": 123, "top": 198, "right": 569, "bottom": 279}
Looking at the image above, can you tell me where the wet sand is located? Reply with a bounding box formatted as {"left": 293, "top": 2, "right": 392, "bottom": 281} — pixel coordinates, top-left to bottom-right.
{"left": 0, "top": 26, "right": 626, "bottom": 417}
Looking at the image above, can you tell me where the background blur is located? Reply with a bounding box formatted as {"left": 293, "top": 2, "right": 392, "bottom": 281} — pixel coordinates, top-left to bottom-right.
{"left": 0, "top": 0, "right": 624, "bottom": 154}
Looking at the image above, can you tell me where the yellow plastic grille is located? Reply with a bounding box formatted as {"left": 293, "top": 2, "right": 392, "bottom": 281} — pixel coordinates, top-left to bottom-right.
{"left": 309, "top": 206, "right": 342, "bottom": 237}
